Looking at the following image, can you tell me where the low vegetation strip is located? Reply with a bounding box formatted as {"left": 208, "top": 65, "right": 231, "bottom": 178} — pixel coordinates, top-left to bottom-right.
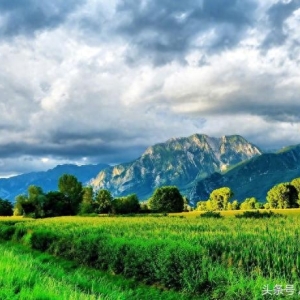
{"left": 0, "top": 241, "right": 198, "bottom": 300}
{"left": 0, "top": 242, "right": 102, "bottom": 300}
{"left": 0, "top": 215, "right": 298, "bottom": 299}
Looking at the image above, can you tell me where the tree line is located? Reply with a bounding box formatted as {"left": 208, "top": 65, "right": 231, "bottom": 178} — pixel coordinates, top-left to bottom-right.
{"left": 196, "top": 177, "right": 300, "bottom": 211}
{"left": 1, "top": 174, "right": 299, "bottom": 217}
{"left": 0, "top": 174, "right": 186, "bottom": 217}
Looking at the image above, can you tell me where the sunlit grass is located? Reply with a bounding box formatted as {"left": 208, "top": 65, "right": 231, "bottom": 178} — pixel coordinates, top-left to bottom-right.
{"left": 170, "top": 208, "right": 300, "bottom": 217}
{"left": 0, "top": 216, "right": 25, "bottom": 221}
{"left": 0, "top": 242, "right": 196, "bottom": 300}
{"left": 2, "top": 212, "right": 300, "bottom": 299}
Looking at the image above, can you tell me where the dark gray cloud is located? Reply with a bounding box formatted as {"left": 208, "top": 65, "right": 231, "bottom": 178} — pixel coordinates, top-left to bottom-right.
{"left": 0, "top": 0, "right": 85, "bottom": 37}
{"left": 0, "top": 0, "right": 299, "bottom": 176}
{"left": 0, "top": 140, "right": 145, "bottom": 162}
{"left": 195, "top": 87, "right": 300, "bottom": 123}
{"left": 263, "top": 0, "right": 300, "bottom": 48}
{"left": 115, "top": 0, "right": 257, "bottom": 65}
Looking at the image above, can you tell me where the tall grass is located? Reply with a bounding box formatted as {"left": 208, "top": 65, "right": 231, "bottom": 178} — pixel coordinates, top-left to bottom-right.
{"left": 0, "top": 242, "right": 197, "bottom": 300}
{"left": 0, "top": 215, "right": 298, "bottom": 299}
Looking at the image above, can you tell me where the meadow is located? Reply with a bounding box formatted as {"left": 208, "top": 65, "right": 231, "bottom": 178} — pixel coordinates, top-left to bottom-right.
{"left": 1, "top": 211, "right": 300, "bottom": 299}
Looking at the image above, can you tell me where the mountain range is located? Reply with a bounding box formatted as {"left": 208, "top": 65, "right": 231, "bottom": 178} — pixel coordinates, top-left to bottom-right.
{"left": 189, "top": 144, "right": 300, "bottom": 204}
{"left": 1, "top": 133, "right": 300, "bottom": 206}
{"left": 90, "top": 134, "right": 262, "bottom": 200}
{"left": 0, "top": 163, "right": 108, "bottom": 202}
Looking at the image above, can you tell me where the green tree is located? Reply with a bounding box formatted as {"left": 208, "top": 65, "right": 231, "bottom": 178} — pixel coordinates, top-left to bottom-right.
{"left": 208, "top": 187, "right": 234, "bottom": 211}
{"left": 240, "top": 197, "right": 259, "bottom": 210}
{"left": 27, "top": 185, "right": 46, "bottom": 218}
{"left": 95, "top": 189, "right": 113, "bottom": 214}
{"left": 82, "top": 186, "right": 94, "bottom": 204}
{"left": 140, "top": 201, "right": 149, "bottom": 211}
{"left": 183, "top": 196, "right": 192, "bottom": 211}
{"left": 266, "top": 182, "right": 298, "bottom": 209}
{"left": 0, "top": 199, "right": 13, "bottom": 216}
{"left": 206, "top": 199, "right": 218, "bottom": 211}
{"left": 291, "top": 177, "right": 300, "bottom": 202}
{"left": 58, "top": 174, "right": 83, "bottom": 215}
{"left": 231, "top": 200, "right": 240, "bottom": 210}
{"left": 15, "top": 186, "right": 46, "bottom": 218}
{"left": 79, "top": 187, "right": 95, "bottom": 214}
{"left": 112, "top": 194, "right": 140, "bottom": 214}
{"left": 44, "top": 191, "right": 68, "bottom": 217}
{"left": 149, "top": 186, "right": 184, "bottom": 213}
{"left": 14, "top": 195, "right": 26, "bottom": 216}
{"left": 196, "top": 201, "right": 207, "bottom": 211}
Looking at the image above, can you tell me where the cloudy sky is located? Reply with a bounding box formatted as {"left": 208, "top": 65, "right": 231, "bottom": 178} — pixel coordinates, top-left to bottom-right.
{"left": 0, "top": 0, "right": 300, "bottom": 176}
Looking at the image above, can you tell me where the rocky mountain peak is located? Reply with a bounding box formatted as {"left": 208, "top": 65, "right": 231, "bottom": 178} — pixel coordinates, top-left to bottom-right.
{"left": 91, "top": 133, "right": 262, "bottom": 200}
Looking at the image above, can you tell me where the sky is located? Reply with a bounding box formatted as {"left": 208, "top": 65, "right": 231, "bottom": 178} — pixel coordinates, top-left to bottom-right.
{"left": 0, "top": 0, "right": 300, "bottom": 176}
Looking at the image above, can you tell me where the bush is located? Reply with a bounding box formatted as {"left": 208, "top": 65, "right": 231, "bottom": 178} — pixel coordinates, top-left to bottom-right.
{"left": 198, "top": 211, "right": 222, "bottom": 218}
{"left": 0, "top": 225, "right": 16, "bottom": 240}
{"left": 235, "top": 210, "right": 283, "bottom": 219}
{"left": 31, "top": 230, "right": 58, "bottom": 251}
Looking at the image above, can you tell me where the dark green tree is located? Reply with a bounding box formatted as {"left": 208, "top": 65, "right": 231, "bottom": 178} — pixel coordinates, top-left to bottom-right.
{"left": 0, "top": 198, "right": 13, "bottom": 216}
{"left": 21, "top": 201, "right": 36, "bottom": 216}
{"left": 149, "top": 186, "right": 184, "bottom": 213}
{"left": 58, "top": 174, "right": 83, "bottom": 215}
{"left": 291, "top": 178, "right": 300, "bottom": 203}
{"left": 27, "top": 185, "right": 46, "bottom": 218}
{"left": 112, "top": 194, "right": 140, "bottom": 214}
{"left": 95, "top": 189, "right": 112, "bottom": 214}
{"left": 140, "top": 201, "right": 149, "bottom": 211}
{"left": 15, "top": 186, "right": 46, "bottom": 218}
{"left": 79, "top": 186, "right": 95, "bottom": 214}
{"left": 266, "top": 183, "right": 298, "bottom": 209}
{"left": 44, "top": 191, "right": 68, "bottom": 217}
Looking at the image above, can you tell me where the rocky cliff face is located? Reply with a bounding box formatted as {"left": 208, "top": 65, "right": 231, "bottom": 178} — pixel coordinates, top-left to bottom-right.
{"left": 91, "top": 134, "right": 262, "bottom": 200}
{"left": 189, "top": 145, "right": 300, "bottom": 205}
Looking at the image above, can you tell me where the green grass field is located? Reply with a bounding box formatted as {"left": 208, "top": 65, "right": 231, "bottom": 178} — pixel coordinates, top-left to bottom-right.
{"left": 1, "top": 212, "right": 300, "bottom": 299}
{"left": 0, "top": 241, "right": 199, "bottom": 300}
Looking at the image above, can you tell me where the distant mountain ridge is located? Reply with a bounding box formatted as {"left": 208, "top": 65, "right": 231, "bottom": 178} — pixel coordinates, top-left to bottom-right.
{"left": 0, "top": 163, "right": 108, "bottom": 202}
{"left": 189, "top": 144, "right": 300, "bottom": 204}
{"left": 3, "top": 133, "right": 298, "bottom": 207}
{"left": 90, "top": 134, "right": 262, "bottom": 200}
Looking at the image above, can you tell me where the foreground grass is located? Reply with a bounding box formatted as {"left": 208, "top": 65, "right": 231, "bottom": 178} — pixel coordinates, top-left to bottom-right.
{"left": 0, "top": 242, "right": 199, "bottom": 300}
{"left": 2, "top": 215, "right": 300, "bottom": 299}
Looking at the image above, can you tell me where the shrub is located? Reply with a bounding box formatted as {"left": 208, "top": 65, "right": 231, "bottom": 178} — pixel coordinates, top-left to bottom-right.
{"left": 0, "top": 225, "right": 16, "bottom": 240}
{"left": 235, "top": 210, "right": 283, "bottom": 219}
{"left": 198, "top": 211, "right": 222, "bottom": 218}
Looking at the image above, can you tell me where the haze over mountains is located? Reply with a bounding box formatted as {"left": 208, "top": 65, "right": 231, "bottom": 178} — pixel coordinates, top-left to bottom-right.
{"left": 1, "top": 133, "right": 300, "bottom": 206}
